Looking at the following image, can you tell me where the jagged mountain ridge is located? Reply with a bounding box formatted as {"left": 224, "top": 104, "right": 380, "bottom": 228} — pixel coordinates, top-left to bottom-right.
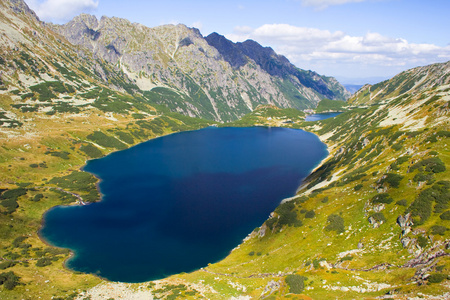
{"left": 0, "top": 0, "right": 147, "bottom": 123}
{"left": 205, "top": 32, "right": 347, "bottom": 100}
{"left": 349, "top": 61, "right": 450, "bottom": 105}
{"left": 50, "top": 14, "right": 350, "bottom": 121}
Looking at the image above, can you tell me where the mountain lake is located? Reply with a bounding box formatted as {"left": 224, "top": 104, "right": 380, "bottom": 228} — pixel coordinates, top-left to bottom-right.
{"left": 40, "top": 126, "right": 328, "bottom": 282}
{"left": 305, "top": 112, "right": 343, "bottom": 122}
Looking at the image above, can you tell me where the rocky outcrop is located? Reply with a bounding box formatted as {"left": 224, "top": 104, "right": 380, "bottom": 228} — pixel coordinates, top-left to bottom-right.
{"left": 261, "top": 280, "right": 280, "bottom": 297}
{"left": 4, "top": 0, "right": 39, "bottom": 20}
{"left": 368, "top": 215, "right": 383, "bottom": 228}
{"left": 403, "top": 241, "right": 450, "bottom": 284}
{"left": 397, "top": 213, "right": 413, "bottom": 236}
{"left": 206, "top": 33, "right": 351, "bottom": 101}
{"left": 259, "top": 224, "right": 267, "bottom": 238}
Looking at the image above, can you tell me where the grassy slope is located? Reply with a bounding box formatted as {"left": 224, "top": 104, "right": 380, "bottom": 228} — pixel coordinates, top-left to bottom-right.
{"left": 348, "top": 61, "right": 450, "bottom": 106}
{"left": 170, "top": 85, "right": 450, "bottom": 299}
{"left": 0, "top": 9, "right": 448, "bottom": 296}
{"left": 1, "top": 83, "right": 449, "bottom": 299}
{"left": 0, "top": 89, "right": 214, "bottom": 299}
{"left": 58, "top": 84, "right": 449, "bottom": 300}
{"left": 315, "top": 98, "right": 348, "bottom": 113}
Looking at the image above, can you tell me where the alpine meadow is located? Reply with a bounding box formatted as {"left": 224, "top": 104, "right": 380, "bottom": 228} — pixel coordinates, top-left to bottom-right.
{"left": 0, "top": 0, "right": 449, "bottom": 299}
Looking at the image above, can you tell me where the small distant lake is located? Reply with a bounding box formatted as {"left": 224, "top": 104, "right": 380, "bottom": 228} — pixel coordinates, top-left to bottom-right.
{"left": 305, "top": 112, "right": 342, "bottom": 122}
{"left": 40, "top": 127, "right": 327, "bottom": 283}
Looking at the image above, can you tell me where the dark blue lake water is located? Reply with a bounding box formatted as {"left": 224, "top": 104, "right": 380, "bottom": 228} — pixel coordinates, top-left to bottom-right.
{"left": 40, "top": 127, "right": 327, "bottom": 282}
{"left": 305, "top": 112, "right": 342, "bottom": 122}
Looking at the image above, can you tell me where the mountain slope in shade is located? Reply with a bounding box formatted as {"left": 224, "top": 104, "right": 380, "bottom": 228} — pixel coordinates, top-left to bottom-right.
{"left": 50, "top": 15, "right": 350, "bottom": 121}
{"left": 349, "top": 61, "right": 450, "bottom": 105}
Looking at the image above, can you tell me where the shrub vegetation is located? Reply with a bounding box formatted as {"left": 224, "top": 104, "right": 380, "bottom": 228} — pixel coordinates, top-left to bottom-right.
{"left": 379, "top": 173, "right": 404, "bottom": 188}
{"left": 440, "top": 211, "right": 450, "bottom": 220}
{"left": 369, "top": 212, "right": 386, "bottom": 223}
{"left": 410, "top": 157, "right": 446, "bottom": 174}
{"left": 0, "top": 271, "right": 21, "bottom": 290}
{"left": 408, "top": 181, "right": 450, "bottom": 224}
{"left": 0, "top": 188, "right": 27, "bottom": 214}
{"left": 371, "top": 193, "right": 393, "bottom": 205}
{"left": 275, "top": 202, "right": 302, "bottom": 228}
{"left": 431, "top": 225, "right": 448, "bottom": 236}
{"left": 87, "top": 131, "right": 127, "bottom": 150}
{"left": 396, "top": 199, "right": 408, "bottom": 206}
{"left": 325, "top": 214, "right": 345, "bottom": 233}
{"left": 427, "top": 273, "right": 448, "bottom": 284}
{"left": 285, "top": 274, "right": 307, "bottom": 294}
{"left": 80, "top": 143, "right": 103, "bottom": 159}
{"left": 305, "top": 210, "right": 315, "bottom": 219}
{"left": 417, "top": 236, "right": 428, "bottom": 248}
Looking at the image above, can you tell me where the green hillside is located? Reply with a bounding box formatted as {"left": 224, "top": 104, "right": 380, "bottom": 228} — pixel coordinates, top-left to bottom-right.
{"left": 349, "top": 61, "right": 450, "bottom": 106}
{"left": 172, "top": 81, "right": 449, "bottom": 300}
{"left": 0, "top": 0, "right": 449, "bottom": 299}
{"left": 315, "top": 98, "right": 348, "bottom": 113}
{"left": 2, "top": 71, "right": 449, "bottom": 300}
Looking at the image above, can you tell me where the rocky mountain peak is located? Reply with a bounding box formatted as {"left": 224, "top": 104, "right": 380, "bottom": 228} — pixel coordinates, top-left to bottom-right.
{"left": 239, "top": 39, "right": 291, "bottom": 77}
{"left": 205, "top": 33, "right": 351, "bottom": 100}
{"left": 48, "top": 13, "right": 350, "bottom": 121}
{"left": 3, "top": 0, "right": 39, "bottom": 21}
{"left": 71, "top": 13, "right": 100, "bottom": 29}
{"left": 205, "top": 32, "right": 248, "bottom": 69}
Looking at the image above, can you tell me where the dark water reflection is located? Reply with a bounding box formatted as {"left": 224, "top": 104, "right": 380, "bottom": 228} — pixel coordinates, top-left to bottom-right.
{"left": 40, "top": 127, "right": 327, "bottom": 282}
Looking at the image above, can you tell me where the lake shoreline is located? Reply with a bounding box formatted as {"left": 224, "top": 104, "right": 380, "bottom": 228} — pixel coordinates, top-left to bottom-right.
{"left": 39, "top": 126, "right": 328, "bottom": 282}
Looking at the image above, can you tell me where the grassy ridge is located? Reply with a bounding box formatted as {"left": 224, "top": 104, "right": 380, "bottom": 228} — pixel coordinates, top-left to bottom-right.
{"left": 315, "top": 98, "right": 348, "bottom": 113}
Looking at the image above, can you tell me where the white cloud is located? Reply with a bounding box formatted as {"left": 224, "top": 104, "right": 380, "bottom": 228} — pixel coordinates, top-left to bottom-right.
{"left": 27, "top": 0, "right": 98, "bottom": 23}
{"left": 300, "top": 0, "right": 367, "bottom": 9}
{"left": 226, "top": 24, "right": 450, "bottom": 78}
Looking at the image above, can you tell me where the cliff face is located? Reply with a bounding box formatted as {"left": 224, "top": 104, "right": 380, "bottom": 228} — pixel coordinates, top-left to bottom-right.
{"left": 4, "top": 0, "right": 39, "bottom": 20}
{"left": 0, "top": 0, "right": 138, "bottom": 97}
{"left": 50, "top": 15, "right": 350, "bottom": 121}
{"left": 206, "top": 33, "right": 350, "bottom": 101}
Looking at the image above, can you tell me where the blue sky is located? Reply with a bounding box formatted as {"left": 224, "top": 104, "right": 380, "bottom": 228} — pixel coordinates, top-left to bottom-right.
{"left": 26, "top": 0, "right": 450, "bottom": 84}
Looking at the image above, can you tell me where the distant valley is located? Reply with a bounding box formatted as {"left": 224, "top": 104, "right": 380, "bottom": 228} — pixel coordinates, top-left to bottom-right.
{"left": 343, "top": 84, "right": 364, "bottom": 94}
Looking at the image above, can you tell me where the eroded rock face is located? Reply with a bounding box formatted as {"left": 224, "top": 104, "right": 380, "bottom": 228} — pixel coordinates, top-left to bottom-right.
{"left": 50, "top": 15, "right": 350, "bottom": 122}
{"left": 368, "top": 216, "right": 382, "bottom": 228}
{"left": 263, "top": 280, "right": 280, "bottom": 295}
{"left": 362, "top": 138, "right": 370, "bottom": 147}
{"left": 373, "top": 204, "right": 385, "bottom": 212}
{"left": 6, "top": 0, "right": 39, "bottom": 19}
{"left": 401, "top": 236, "right": 412, "bottom": 248}
{"left": 259, "top": 224, "right": 267, "bottom": 238}
{"left": 397, "top": 213, "right": 413, "bottom": 236}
